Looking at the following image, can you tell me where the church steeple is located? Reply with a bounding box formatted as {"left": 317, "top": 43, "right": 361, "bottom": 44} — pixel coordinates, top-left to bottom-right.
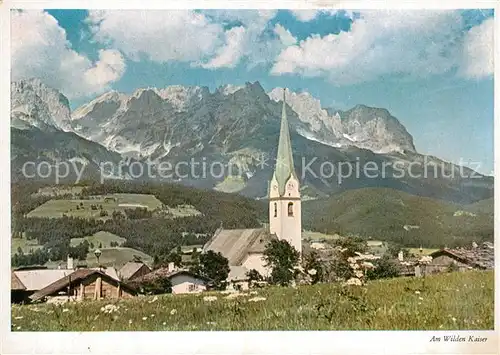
{"left": 273, "top": 89, "right": 296, "bottom": 196}
{"left": 268, "top": 88, "right": 302, "bottom": 255}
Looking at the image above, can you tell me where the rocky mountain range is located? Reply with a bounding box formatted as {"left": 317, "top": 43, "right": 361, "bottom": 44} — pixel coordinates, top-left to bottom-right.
{"left": 10, "top": 79, "right": 493, "bottom": 204}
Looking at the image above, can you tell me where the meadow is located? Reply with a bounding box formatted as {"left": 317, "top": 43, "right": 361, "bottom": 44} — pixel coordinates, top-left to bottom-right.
{"left": 70, "top": 231, "right": 126, "bottom": 248}
{"left": 26, "top": 193, "right": 164, "bottom": 219}
{"left": 11, "top": 270, "right": 493, "bottom": 331}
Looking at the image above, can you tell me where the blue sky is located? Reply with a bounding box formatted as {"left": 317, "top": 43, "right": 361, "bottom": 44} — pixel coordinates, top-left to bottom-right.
{"left": 12, "top": 9, "right": 494, "bottom": 174}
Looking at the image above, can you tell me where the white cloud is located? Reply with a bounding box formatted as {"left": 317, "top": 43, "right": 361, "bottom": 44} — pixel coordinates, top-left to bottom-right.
{"left": 88, "top": 10, "right": 280, "bottom": 70}
{"left": 11, "top": 10, "right": 125, "bottom": 99}
{"left": 84, "top": 49, "right": 126, "bottom": 87}
{"left": 290, "top": 10, "right": 320, "bottom": 22}
{"left": 290, "top": 10, "right": 354, "bottom": 22}
{"left": 194, "top": 10, "right": 280, "bottom": 69}
{"left": 460, "top": 18, "right": 494, "bottom": 79}
{"left": 201, "top": 26, "right": 247, "bottom": 69}
{"left": 274, "top": 24, "right": 297, "bottom": 46}
{"left": 87, "top": 10, "right": 224, "bottom": 63}
{"left": 272, "top": 11, "right": 494, "bottom": 84}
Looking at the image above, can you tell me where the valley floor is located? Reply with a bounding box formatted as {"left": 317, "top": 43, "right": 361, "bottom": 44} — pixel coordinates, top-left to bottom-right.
{"left": 11, "top": 271, "right": 493, "bottom": 331}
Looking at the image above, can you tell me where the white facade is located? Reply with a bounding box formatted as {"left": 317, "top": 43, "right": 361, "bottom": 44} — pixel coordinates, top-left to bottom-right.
{"left": 170, "top": 274, "right": 207, "bottom": 294}
{"left": 269, "top": 174, "right": 302, "bottom": 254}
{"left": 241, "top": 253, "right": 270, "bottom": 278}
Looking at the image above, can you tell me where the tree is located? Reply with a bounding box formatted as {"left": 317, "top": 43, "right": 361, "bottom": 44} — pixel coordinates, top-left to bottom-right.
{"left": 303, "top": 251, "right": 324, "bottom": 284}
{"left": 332, "top": 236, "right": 368, "bottom": 257}
{"left": 263, "top": 239, "right": 300, "bottom": 286}
{"left": 365, "top": 256, "right": 400, "bottom": 280}
{"left": 136, "top": 277, "right": 172, "bottom": 295}
{"left": 194, "top": 251, "right": 229, "bottom": 290}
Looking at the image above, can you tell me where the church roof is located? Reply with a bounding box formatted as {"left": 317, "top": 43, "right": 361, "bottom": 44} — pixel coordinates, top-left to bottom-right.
{"left": 273, "top": 89, "right": 297, "bottom": 196}
{"left": 203, "top": 228, "right": 276, "bottom": 265}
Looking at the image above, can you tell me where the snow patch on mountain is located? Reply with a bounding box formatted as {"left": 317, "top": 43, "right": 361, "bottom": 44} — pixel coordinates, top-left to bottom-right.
{"left": 268, "top": 87, "right": 415, "bottom": 154}
{"left": 218, "top": 84, "right": 244, "bottom": 96}
{"left": 157, "top": 86, "right": 209, "bottom": 111}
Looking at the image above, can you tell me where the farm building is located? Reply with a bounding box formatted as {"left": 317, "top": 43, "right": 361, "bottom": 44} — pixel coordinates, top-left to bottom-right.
{"left": 420, "top": 242, "right": 494, "bottom": 275}
{"left": 119, "top": 261, "right": 152, "bottom": 281}
{"left": 11, "top": 267, "right": 74, "bottom": 304}
{"left": 29, "top": 268, "right": 136, "bottom": 303}
{"left": 130, "top": 267, "right": 211, "bottom": 294}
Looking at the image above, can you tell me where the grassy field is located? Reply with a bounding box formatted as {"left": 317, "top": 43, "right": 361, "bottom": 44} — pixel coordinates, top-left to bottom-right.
{"left": 11, "top": 236, "right": 43, "bottom": 254}
{"left": 70, "top": 231, "right": 126, "bottom": 248}
{"left": 84, "top": 247, "right": 153, "bottom": 268}
{"left": 11, "top": 271, "right": 493, "bottom": 331}
{"left": 167, "top": 204, "right": 202, "bottom": 218}
{"left": 302, "top": 231, "right": 340, "bottom": 241}
{"left": 27, "top": 193, "right": 163, "bottom": 219}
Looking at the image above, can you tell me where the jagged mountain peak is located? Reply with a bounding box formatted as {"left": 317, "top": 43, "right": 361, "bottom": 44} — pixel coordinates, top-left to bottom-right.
{"left": 267, "top": 88, "right": 416, "bottom": 154}
{"left": 11, "top": 78, "right": 72, "bottom": 131}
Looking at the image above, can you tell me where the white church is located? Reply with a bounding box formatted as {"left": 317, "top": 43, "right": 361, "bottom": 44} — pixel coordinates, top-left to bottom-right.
{"left": 202, "top": 90, "right": 302, "bottom": 280}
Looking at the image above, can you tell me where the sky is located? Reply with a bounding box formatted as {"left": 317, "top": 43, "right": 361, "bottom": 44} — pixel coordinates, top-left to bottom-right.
{"left": 11, "top": 9, "right": 495, "bottom": 175}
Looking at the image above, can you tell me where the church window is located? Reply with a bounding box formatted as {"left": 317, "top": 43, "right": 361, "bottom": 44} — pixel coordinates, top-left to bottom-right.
{"left": 288, "top": 202, "right": 293, "bottom": 216}
{"left": 274, "top": 203, "right": 277, "bottom": 217}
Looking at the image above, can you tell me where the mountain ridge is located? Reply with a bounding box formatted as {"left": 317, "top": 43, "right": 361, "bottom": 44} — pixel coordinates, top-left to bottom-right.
{"left": 10, "top": 79, "right": 494, "bottom": 204}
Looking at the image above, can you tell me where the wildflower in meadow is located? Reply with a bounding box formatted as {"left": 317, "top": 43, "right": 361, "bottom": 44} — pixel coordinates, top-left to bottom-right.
{"left": 151, "top": 314, "right": 155, "bottom": 317}
{"left": 16, "top": 326, "right": 21, "bottom": 330}
{"left": 249, "top": 291, "right": 258, "bottom": 295}
{"left": 162, "top": 322, "right": 166, "bottom": 326}
{"left": 170, "top": 309, "right": 177, "bottom": 315}
{"left": 62, "top": 308, "right": 69, "bottom": 313}
{"left": 248, "top": 297, "right": 266, "bottom": 302}
{"left": 361, "top": 262, "right": 375, "bottom": 270}
{"left": 100, "top": 304, "right": 119, "bottom": 314}
{"left": 345, "top": 278, "right": 363, "bottom": 286}
{"left": 418, "top": 297, "right": 423, "bottom": 301}
{"left": 414, "top": 291, "right": 421, "bottom": 295}
{"left": 142, "top": 317, "right": 148, "bottom": 321}
{"left": 14, "top": 316, "right": 23, "bottom": 320}
{"left": 452, "top": 317, "right": 457, "bottom": 322}
{"left": 203, "top": 296, "right": 218, "bottom": 302}
{"left": 307, "top": 269, "right": 317, "bottom": 276}
{"left": 354, "top": 270, "right": 364, "bottom": 279}
{"left": 129, "top": 319, "right": 133, "bottom": 324}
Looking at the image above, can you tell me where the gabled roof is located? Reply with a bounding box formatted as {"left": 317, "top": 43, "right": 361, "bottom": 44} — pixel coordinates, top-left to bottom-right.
{"left": 29, "top": 269, "right": 135, "bottom": 302}
{"left": 14, "top": 269, "right": 73, "bottom": 291}
{"left": 203, "top": 228, "right": 276, "bottom": 265}
{"left": 119, "top": 262, "right": 151, "bottom": 280}
{"left": 429, "top": 247, "right": 494, "bottom": 269}
{"left": 11, "top": 272, "right": 26, "bottom": 291}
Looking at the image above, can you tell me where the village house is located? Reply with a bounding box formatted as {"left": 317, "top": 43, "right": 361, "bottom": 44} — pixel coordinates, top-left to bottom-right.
{"left": 10, "top": 256, "right": 122, "bottom": 304}
{"left": 29, "top": 268, "right": 136, "bottom": 303}
{"left": 119, "top": 261, "right": 152, "bottom": 281}
{"left": 129, "top": 264, "right": 211, "bottom": 295}
{"left": 203, "top": 90, "right": 303, "bottom": 280}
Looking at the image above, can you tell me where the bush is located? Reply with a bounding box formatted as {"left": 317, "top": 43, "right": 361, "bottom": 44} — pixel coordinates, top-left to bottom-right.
{"left": 366, "top": 256, "right": 400, "bottom": 280}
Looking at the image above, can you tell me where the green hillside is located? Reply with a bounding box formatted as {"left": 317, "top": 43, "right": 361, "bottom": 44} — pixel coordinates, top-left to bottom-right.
{"left": 302, "top": 188, "right": 493, "bottom": 248}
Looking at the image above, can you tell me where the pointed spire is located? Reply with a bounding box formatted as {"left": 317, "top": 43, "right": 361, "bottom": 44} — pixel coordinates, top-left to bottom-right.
{"left": 273, "top": 88, "right": 296, "bottom": 196}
